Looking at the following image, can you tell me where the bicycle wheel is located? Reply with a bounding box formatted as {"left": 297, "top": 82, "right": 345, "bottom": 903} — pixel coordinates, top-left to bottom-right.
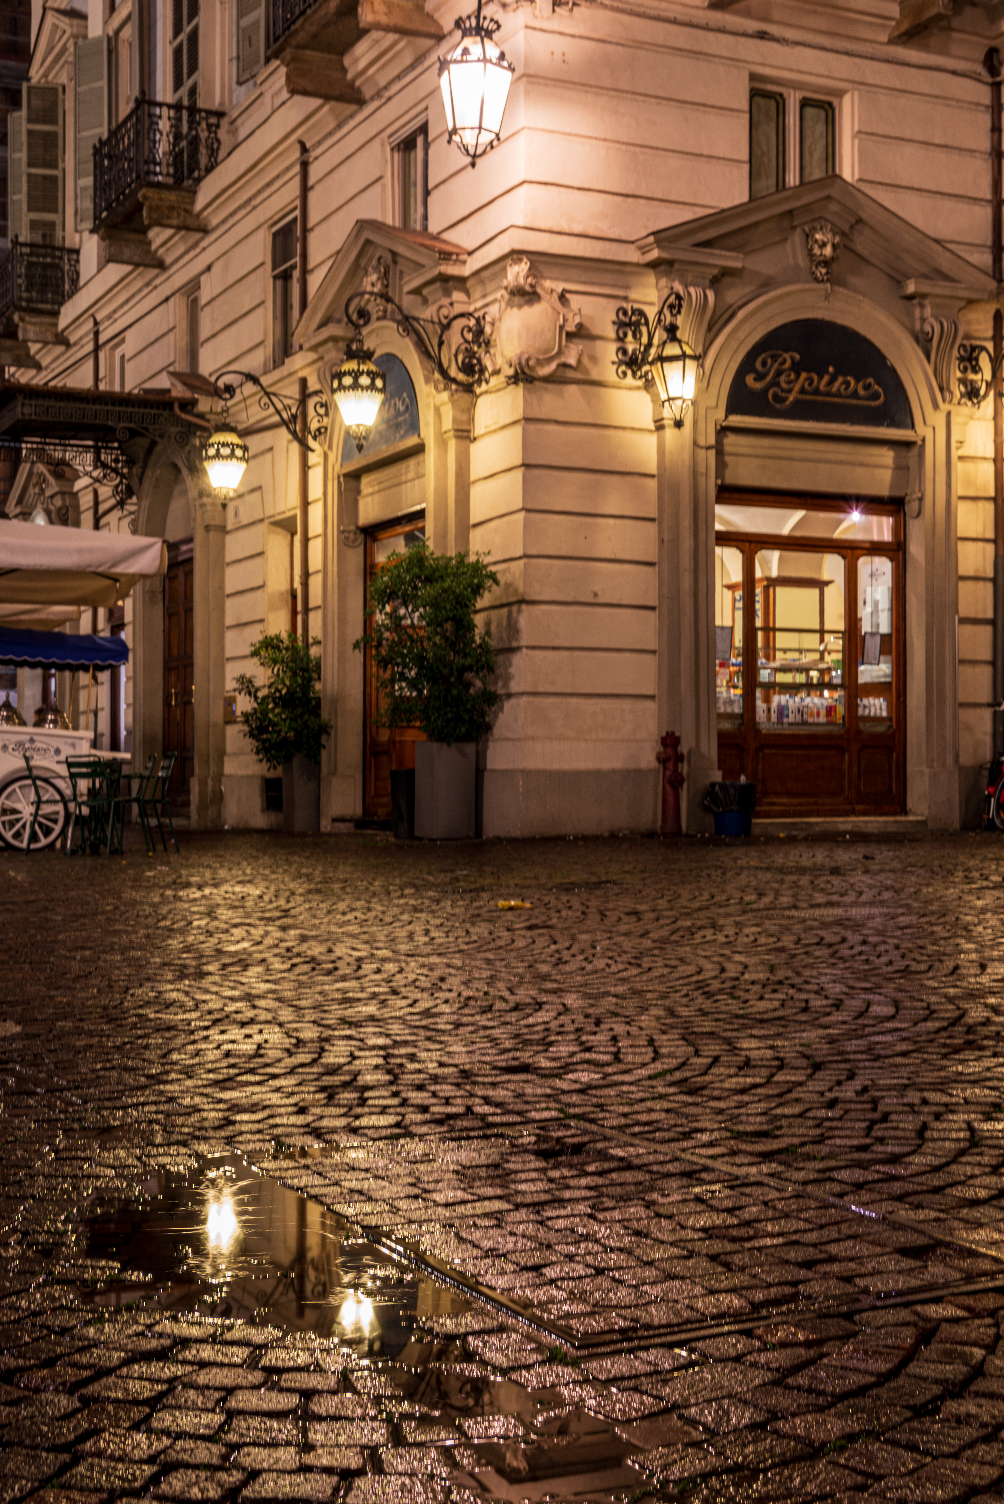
{"left": 993, "top": 780, "right": 1004, "bottom": 832}
{"left": 0, "top": 776, "right": 68, "bottom": 851}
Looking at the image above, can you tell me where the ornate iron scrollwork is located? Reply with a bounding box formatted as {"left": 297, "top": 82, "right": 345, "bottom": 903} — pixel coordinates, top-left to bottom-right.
{"left": 613, "top": 288, "right": 685, "bottom": 384}
{"left": 210, "top": 371, "right": 329, "bottom": 450}
{"left": 343, "top": 287, "right": 493, "bottom": 393}
{"left": 957, "top": 341, "right": 996, "bottom": 407}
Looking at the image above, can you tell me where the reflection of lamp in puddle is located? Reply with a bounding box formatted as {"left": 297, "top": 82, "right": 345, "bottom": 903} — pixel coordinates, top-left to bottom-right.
{"left": 206, "top": 1193, "right": 239, "bottom": 1252}
{"left": 339, "top": 1289, "right": 380, "bottom": 1349}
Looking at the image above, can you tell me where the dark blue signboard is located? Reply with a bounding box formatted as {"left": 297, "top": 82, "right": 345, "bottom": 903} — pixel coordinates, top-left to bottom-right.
{"left": 341, "top": 353, "right": 421, "bottom": 465}
{"left": 726, "top": 320, "right": 912, "bottom": 430}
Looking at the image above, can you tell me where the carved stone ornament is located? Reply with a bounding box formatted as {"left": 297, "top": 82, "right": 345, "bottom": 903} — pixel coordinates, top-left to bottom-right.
{"left": 6, "top": 462, "right": 80, "bottom": 526}
{"left": 361, "top": 255, "right": 391, "bottom": 319}
{"left": 493, "top": 255, "right": 582, "bottom": 380}
{"left": 904, "top": 490, "right": 922, "bottom": 520}
{"left": 804, "top": 222, "right": 842, "bottom": 285}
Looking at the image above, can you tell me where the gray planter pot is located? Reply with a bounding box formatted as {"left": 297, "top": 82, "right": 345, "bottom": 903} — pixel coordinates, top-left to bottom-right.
{"left": 414, "top": 741, "right": 475, "bottom": 839}
{"left": 282, "top": 755, "right": 320, "bottom": 834}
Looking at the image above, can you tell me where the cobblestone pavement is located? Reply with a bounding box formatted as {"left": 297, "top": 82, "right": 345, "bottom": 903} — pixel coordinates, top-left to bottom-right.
{"left": 3, "top": 830, "right": 1004, "bottom": 1503}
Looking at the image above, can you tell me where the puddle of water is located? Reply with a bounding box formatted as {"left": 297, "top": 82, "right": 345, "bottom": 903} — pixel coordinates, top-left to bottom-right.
{"left": 77, "top": 1154, "right": 470, "bottom": 1354}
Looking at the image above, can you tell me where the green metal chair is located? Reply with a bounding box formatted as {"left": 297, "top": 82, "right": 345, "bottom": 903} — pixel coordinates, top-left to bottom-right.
{"left": 16, "top": 756, "right": 70, "bottom": 851}
{"left": 148, "top": 751, "right": 179, "bottom": 853}
{"left": 106, "top": 753, "right": 158, "bottom": 855}
{"left": 65, "top": 757, "right": 114, "bottom": 855}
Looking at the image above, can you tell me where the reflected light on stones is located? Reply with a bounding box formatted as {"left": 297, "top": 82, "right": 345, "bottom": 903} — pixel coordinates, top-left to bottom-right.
{"left": 206, "top": 1194, "right": 238, "bottom": 1250}
{"left": 340, "top": 1289, "right": 377, "bottom": 1338}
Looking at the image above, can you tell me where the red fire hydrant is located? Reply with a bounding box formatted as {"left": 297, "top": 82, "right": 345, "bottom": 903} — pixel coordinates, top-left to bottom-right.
{"left": 657, "top": 731, "right": 685, "bottom": 837}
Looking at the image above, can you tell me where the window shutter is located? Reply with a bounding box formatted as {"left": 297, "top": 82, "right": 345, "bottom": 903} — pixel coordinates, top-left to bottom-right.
{"left": 237, "top": 0, "right": 264, "bottom": 82}
{"left": 8, "top": 111, "right": 23, "bottom": 241}
{"left": 23, "top": 83, "right": 64, "bottom": 244}
{"left": 75, "top": 36, "right": 108, "bottom": 233}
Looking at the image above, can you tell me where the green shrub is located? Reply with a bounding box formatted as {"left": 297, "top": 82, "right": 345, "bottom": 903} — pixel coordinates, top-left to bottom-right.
{"left": 234, "top": 632, "right": 330, "bottom": 769}
{"left": 354, "top": 544, "right": 500, "bottom": 745}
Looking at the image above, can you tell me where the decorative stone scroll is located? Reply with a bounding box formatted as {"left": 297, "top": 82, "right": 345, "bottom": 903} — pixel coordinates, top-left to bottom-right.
{"left": 492, "top": 256, "right": 582, "bottom": 380}
{"left": 921, "top": 314, "right": 960, "bottom": 405}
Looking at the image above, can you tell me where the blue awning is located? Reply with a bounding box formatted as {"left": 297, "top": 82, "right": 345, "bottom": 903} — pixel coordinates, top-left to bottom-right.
{"left": 0, "top": 627, "right": 128, "bottom": 669}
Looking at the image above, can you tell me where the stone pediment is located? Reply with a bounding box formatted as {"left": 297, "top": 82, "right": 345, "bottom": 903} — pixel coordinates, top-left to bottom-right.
{"left": 637, "top": 176, "right": 995, "bottom": 400}
{"left": 296, "top": 219, "right": 468, "bottom": 352}
{"left": 31, "top": 4, "right": 88, "bottom": 76}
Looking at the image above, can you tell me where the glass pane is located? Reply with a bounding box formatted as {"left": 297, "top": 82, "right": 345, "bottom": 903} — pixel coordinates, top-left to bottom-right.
{"left": 800, "top": 99, "right": 833, "bottom": 183}
{"left": 373, "top": 522, "right": 425, "bottom": 566}
{"left": 755, "top": 549, "right": 845, "bottom": 730}
{"left": 715, "top": 546, "right": 743, "bottom": 728}
{"left": 750, "top": 91, "right": 784, "bottom": 200}
{"left": 716, "top": 501, "right": 894, "bottom": 544}
{"left": 857, "top": 555, "right": 894, "bottom": 731}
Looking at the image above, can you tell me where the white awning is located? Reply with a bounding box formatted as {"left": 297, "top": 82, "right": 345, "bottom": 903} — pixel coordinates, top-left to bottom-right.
{"left": 0, "top": 603, "right": 80, "bottom": 629}
{"left": 0, "top": 519, "right": 167, "bottom": 608}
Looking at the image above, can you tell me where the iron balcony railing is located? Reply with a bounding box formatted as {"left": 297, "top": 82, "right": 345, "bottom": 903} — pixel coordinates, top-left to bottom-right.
{"left": 271, "top": 0, "right": 324, "bottom": 50}
{"left": 93, "top": 95, "right": 225, "bottom": 229}
{"left": 0, "top": 240, "right": 80, "bottom": 325}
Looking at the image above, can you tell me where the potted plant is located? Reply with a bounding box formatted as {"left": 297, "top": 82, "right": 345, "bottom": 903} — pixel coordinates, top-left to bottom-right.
{"left": 355, "top": 545, "right": 500, "bottom": 839}
{"left": 235, "top": 633, "right": 330, "bottom": 834}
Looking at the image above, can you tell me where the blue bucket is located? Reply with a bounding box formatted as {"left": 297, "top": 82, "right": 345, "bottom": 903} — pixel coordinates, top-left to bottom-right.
{"left": 714, "top": 810, "right": 750, "bottom": 838}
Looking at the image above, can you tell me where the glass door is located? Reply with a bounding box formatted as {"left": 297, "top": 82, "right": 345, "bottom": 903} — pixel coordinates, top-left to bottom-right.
{"left": 715, "top": 495, "right": 904, "bottom": 815}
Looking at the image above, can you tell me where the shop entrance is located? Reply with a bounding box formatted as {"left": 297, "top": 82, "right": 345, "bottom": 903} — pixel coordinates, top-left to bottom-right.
{"left": 163, "top": 543, "right": 194, "bottom": 809}
{"left": 715, "top": 493, "right": 904, "bottom": 816}
{"left": 363, "top": 516, "right": 426, "bottom": 820}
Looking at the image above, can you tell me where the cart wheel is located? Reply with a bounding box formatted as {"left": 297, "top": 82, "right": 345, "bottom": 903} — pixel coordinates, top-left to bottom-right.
{"left": 0, "top": 776, "right": 68, "bottom": 851}
{"left": 993, "top": 780, "right": 1004, "bottom": 833}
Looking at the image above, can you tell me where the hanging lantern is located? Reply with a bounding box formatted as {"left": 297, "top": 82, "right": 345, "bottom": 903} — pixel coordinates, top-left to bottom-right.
{"left": 203, "top": 424, "right": 249, "bottom": 498}
{"left": 438, "top": 1, "right": 514, "bottom": 166}
{"left": 649, "top": 327, "right": 698, "bottom": 428}
{"left": 329, "top": 342, "right": 387, "bottom": 451}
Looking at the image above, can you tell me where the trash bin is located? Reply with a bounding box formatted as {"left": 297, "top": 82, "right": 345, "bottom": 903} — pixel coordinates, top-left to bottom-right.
{"left": 703, "top": 780, "right": 756, "bottom": 837}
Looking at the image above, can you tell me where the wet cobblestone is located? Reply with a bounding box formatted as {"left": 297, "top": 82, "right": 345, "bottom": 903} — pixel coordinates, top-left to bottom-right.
{"left": 2, "top": 831, "right": 1004, "bottom": 1500}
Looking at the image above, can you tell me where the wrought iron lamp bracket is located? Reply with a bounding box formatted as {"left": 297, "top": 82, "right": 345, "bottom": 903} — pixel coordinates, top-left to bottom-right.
{"left": 613, "top": 287, "right": 685, "bottom": 385}
{"left": 956, "top": 341, "right": 1000, "bottom": 408}
{"left": 211, "top": 370, "right": 330, "bottom": 448}
{"left": 344, "top": 290, "right": 492, "bottom": 393}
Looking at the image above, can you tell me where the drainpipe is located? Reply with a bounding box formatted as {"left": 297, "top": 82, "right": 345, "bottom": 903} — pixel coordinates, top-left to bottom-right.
{"left": 987, "top": 47, "right": 1004, "bottom": 756}
{"left": 297, "top": 140, "right": 309, "bottom": 646}
{"left": 92, "top": 316, "right": 100, "bottom": 641}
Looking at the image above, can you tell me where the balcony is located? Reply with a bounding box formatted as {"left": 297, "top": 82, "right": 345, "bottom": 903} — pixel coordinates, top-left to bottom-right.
{"left": 93, "top": 95, "right": 225, "bottom": 260}
{"left": 0, "top": 240, "right": 79, "bottom": 348}
{"left": 267, "top": 0, "right": 441, "bottom": 102}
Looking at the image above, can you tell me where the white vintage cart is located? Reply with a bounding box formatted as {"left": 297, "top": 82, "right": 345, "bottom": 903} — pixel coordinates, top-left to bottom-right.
{"left": 0, "top": 724, "right": 99, "bottom": 849}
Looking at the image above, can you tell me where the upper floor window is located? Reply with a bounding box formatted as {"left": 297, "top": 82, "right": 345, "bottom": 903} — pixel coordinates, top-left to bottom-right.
{"left": 750, "top": 87, "right": 835, "bottom": 201}
{"left": 172, "top": 0, "right": 199, "bottom": 109}
{"left": 184, "top": 287, "right": 200, "bottom": 372}
{"left": 271, "top": 216, "right": 297, "bottom": 367}
{"left": 7, "top": 84, "right": 64, "bottom": 246}
{"left": 395, "top": 124, "right": 428, "bottom": 233}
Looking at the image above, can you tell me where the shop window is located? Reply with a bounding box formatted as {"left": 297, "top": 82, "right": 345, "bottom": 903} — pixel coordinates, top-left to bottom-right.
{"left": 271, "top": 216, "right": 297, "bottom": 367}
{"left": 750, "top": 87, "right": 835, "bottom": 200}
{"left": 395, "top": 124, "right": 428, "bottom": 232}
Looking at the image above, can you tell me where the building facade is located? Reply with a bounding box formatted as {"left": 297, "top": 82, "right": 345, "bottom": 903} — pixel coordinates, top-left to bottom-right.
{"left": 3, "top": 0, "right": 1001, "bottom": 834}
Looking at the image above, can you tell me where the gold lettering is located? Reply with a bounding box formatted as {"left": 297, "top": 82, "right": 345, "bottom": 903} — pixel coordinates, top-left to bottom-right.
{"left": 745, "top": 350, "right": 796, "bottom": 392}
{"left": 745, "top": 351, "right": 886, "bottom": 412}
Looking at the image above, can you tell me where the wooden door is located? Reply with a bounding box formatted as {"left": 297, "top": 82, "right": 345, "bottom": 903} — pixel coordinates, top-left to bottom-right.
{"left": 715, "top": 493, "right": 905, "bottom": 816}
{"left": 364, "top": 516, "right": 426, "bottom": 820}
{"left": 163, "top": 552, "right": 195, "bottom": 807}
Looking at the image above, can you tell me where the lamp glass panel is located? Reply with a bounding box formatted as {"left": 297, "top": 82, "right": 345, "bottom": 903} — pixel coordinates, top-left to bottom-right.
{"left": 334, "top": 386, "right": 384, "bottom": 430}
